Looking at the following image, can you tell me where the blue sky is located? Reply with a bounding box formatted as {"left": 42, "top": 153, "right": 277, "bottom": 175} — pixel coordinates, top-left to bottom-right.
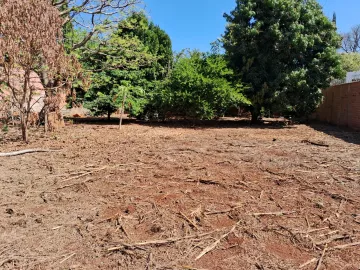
{"left": 143, "top": 0, "right": 360, "bottom": 52}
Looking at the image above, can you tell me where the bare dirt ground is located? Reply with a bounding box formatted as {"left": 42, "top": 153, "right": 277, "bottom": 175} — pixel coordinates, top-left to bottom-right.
{"left": 0, "top": 119, "right": 359, "bottom": 270}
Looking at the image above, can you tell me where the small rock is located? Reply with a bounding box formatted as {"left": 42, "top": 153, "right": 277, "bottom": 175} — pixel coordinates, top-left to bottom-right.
{"left": 5, "top": 208, "right": 14, "bottom": 215}
{"left": 150, "top": 224, "right": 163, "bottom": 233}
{"left": 124, "top": 205, "right": 136, "bottom": 214}
{"left": 35, "top": 218, "right": 42, "bottom": 224}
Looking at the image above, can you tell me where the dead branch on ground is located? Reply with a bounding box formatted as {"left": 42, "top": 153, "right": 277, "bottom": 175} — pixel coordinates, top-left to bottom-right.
{"left": 301, "top": 140, "right": 329, "bottom": 147}
{"left": 108, "top": 231, "right": 219, "bottom": 252}
{"left": 299, "top": 258, "right": 317, "bottom": 269}
{"left": 329, "top": 241, "right": 360, "bottom": 250}
{"left": 195, "top": 220, "right": 241, "bottom": 260}
{"left": 61, "top": 162, "right": 143, "bottom": 182}
{"left": 56, "top": 177, "right": 94, "bottom": 190}
{"left": 0, "top": 149, "right": 60, "bottom": 157}
{"left": 251, "top": 211, "right": 296, "bottom": 217}
{"left": 315, "top": 244, "right": 327, "bottom": 270}
{"left": 179, "top": 211, "right": 199, "bottom": 230}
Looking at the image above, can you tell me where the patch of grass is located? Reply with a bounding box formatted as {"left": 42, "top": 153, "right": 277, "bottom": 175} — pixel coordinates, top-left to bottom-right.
{"left": 2, "top": 124, "right": 8, "bottom": 133}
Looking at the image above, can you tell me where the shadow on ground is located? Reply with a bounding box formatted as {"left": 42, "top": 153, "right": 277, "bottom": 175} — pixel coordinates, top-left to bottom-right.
{"left": 65, "top": 117, "right": 296, "bottom": 130}
{"left": 308, "top": 121, "right": 360, "bottom": 145}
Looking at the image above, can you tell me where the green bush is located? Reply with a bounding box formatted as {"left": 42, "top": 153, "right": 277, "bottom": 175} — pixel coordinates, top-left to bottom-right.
{"left": 147, "top": 50, "right": 249, "bottom": 120}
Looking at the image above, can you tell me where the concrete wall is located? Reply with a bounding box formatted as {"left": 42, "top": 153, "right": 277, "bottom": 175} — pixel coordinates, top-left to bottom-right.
{"left": 315, "top": 81, "right": 360, "bottom": 130}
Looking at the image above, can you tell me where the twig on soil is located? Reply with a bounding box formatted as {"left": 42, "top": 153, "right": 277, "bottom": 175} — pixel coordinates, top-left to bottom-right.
{"left": 315, "top": 244, "right": 327, "bottom": 270}
{"left": 59, "top": 253, "right": 76, "bottom": 264}
{"left": 61, "top": 162, "right": 142, "bottom": 182}
{"left": 181, "top": 266, "right": 209, "bottom": 270}
{"left": 315, "top": 235, "right": 350, "bottom": 246}
{"left": 299, "top": 258, "right": 317, "bottom": 269}
{"left": 261, "top": 168, "right": 285, "bottom": 176}
{"left": 305, "top": 215, "right": 310, "bottom": 231}
{"left": 61, "top": 166, "right": 108, "bottom": 182}
{"left": 56, "top": 178, "right": 94, "bottom": 190}
{"left": 179, "top": 211, "right": 199, "bottom": 230}
{"left": 0, "top": 149, "right": 60, "bottom": 157}
{"left": 301, "top": 140, "right": 329, "bottom": 147}
{"left": 329, "top": 241, "right": 360, "bottom": 250}
{"left": 185, "top": 179, "right": 226, "bottom": 187}
{"left": 116, "top": 217, "right": 131, "bottom": 240}
{"left": 195, "top": 220, "right": 241, "bottom": 260}
{"left": 145, "top": 252, "right": 153, "bottom": 270}
{"left": 186, "top": 178, "right": 249, "bottom": 190}
{"left": 251, "top": 211, "right": 296, "bottom": 217}
{"left": 297, "top": 227, "right": 329, "bottom": 234}
{"left": 108, "top": 231, "right": 219, "bottom": 252}
{"left": 205, "top": 205, "right": 242, "bottom": 216}
{"left": 317, "top": 230, "right": 339, "bottom": 238}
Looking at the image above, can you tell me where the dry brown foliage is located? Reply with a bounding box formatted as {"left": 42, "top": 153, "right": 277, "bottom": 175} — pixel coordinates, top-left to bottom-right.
{"left": 0, "top": 0, "right": 81, "bottom": 141}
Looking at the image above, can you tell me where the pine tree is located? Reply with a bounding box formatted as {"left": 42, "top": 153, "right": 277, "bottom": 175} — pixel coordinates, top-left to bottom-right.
{"left": 332, "top": 12, "right": 337, "bottom": 25}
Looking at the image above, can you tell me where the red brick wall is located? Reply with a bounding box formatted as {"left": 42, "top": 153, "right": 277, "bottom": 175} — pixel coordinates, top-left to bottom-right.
{"left": 315, "top": 81, "right": 360, "bottom": 130}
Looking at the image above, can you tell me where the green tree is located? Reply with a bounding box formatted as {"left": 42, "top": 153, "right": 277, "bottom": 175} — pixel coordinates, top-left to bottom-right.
{"left": 340, "top": 53, "right": 360, "bottom": 72}
{"left": 83, "top": 12, "right": 172, "bottom": 119}
{"left": 82, "top": 26, "right": 154, "bottom": 118}
{"left": 120, "top": 12, "right": 173, "bottom": 79}
{"left": 152, "top": 50, "right": 249, "bottom": 120}
{"left": 223, "top": 0, "right": 344, "bottom": 121}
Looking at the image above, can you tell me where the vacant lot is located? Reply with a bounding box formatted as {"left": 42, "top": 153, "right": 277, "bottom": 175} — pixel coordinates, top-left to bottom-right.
{"left": 0, "top": 120, "right": 359, "bottom": 270}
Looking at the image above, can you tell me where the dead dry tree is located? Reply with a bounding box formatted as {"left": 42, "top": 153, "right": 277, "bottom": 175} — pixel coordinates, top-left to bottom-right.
{"left": 0, "top": 0, "right": 82, "bottom": 141}
{"left": 51, "top": 0, "right": 143, "bottom": 51}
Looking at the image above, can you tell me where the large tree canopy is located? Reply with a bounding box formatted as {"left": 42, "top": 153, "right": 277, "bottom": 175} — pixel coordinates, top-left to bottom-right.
{"left": 223, "top": 0, "right": 344, "bottom": 120}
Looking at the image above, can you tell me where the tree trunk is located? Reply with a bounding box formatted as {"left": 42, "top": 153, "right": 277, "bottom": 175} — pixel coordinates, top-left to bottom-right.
{"left": 119, "top": 90, "right": 127, "bottom": 130}
{"left": 20, "top": 112, "right": 28, "bottom": 142}
{"left": 107, "top": 111, "right": 111, "bottom": 121}
{"left": 10, "top": 103, "right": 14, "bottom": 126}
{"left": 40, "top": 62, "right": 50, "bottom": 133}
{"left": 44, "top": 97, "right": 49, "bottom": 133}
{"left": 251, "top": 107, "right": 261, "bottom": 124}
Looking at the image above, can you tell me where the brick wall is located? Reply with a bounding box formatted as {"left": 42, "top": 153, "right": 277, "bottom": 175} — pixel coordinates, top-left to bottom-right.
{"left": 315, "top": 81, "right": 360, "bottom": 130}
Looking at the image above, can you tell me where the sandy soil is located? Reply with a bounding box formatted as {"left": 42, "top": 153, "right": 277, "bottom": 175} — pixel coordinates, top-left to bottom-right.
{"left": 0, "top": 120, "right": 359, "bottom": 270}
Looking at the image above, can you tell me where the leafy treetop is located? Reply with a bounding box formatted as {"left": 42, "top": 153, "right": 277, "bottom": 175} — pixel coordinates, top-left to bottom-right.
{"left": 223, "top": 0, "right": 344, "bottom": 120}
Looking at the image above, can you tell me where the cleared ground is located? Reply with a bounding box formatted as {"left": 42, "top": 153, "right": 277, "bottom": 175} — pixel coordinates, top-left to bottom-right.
{"left": 0, "top": 120, "right": 359, "bottom": 269}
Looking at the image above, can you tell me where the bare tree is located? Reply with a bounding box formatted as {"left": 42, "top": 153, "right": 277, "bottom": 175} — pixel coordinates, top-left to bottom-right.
{"left": 0, "top": 0, "right": 80, "bottom": 142}
{"left": 52, "top": 0, "right": 143, "bottom": 50}
{"left": 342, "top": 25, "right": 360, "bottom": 53}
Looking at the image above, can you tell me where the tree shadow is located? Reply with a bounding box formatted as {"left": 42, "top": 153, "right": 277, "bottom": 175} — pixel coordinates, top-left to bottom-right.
{"left": 65, "top": 117, "right": 131, "bottom": 126}
{"left": 308, "top": 121, "right": 360, "bottom": 145}
{"left": 66, "top": 117, "right": 295, "bottom": 130}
